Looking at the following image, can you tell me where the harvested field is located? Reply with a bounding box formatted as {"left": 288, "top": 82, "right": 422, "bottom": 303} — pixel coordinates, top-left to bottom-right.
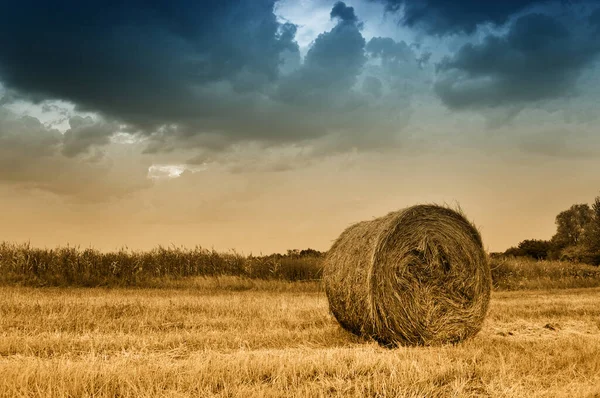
{"left": 1, "top": 280, "right": 599, "bottom": 397}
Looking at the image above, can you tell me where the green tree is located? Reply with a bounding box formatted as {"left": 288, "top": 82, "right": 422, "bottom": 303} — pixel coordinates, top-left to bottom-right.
{"left": 551, "top": 204, "right": 593, "bottom": 249}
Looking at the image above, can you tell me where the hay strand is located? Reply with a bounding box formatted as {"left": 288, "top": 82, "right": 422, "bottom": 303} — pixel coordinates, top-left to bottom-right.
{"left": 323, "top": 204, "right": 491, "bottom": 346}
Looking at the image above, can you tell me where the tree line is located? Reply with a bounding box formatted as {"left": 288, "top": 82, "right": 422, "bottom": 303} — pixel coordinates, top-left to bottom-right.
{"left": 503, "top": 195, "right": 600, "bottom": 264}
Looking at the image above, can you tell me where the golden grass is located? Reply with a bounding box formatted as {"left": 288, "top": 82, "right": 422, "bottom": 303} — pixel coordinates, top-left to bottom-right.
{"left": 491, "top": 257, "right": 600, "bottom": 290}
{"left": 0, "top": 242, "right": 323, "bottom": 286}
{"left": 1, "top": 279, "right": 600, "bottom": 397}
{"left": 3, "top": 241, "right": 600, "bottom": 292}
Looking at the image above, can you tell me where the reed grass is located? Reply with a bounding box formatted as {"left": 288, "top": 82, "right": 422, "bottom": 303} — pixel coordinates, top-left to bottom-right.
{"left": 1, "top": 242, "right": 600, "bottom": 291}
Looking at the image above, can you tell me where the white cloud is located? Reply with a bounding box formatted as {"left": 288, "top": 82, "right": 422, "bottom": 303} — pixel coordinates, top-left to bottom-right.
{"left": 147, "top": 164, "right": 208, "bottom": 180}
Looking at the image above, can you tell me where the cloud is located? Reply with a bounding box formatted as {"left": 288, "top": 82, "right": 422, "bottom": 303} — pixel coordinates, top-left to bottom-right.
{"left": 0, "top": 109, "right": 62, "bottom": 174}
{"left": 0, "top": 0, "right": 423, "bottom": 158}
{"left": 363, "top": 76, "right": 383, "bottom": 98}
{"left": 434, "top": 12, "right": 600, "bottom": 110}
{"left": 374, "top": 0, "right": 544, "bottom": 35}
{"left": 276, "top": 3, "right": 367, "bottom": 108}
{"left": 0, "top": 0, "right": 298, "bottom": 132}
{"left": 139, "top": 2, "right": 419, "bottom": 156}
{"left": 0, "top": 108, "right": 150, "bottom": 200}
{"left": 61, "top": 116, "right": 119, "bottom": 157}
{"left": 364, "top": 37, "right": 422, "bottom": 101}
{"left": 591, "top": 8, "right": 600, "bottom": 30}
{"left": 366, "top": 37, "right": 413, "bottom": 63}
{"left": 365, "top": 37, "right": 417, "bottom": 80}
{"left": 147, "top": 164, "right": 207, "bottom": 180}
{"left": 330, "top": 1, "right": 359, "bottom": 23}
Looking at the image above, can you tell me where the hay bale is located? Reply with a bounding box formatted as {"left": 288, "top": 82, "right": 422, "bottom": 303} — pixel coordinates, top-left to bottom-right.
{"left": 323, "top": 204, "right": 491, "bottom": 346}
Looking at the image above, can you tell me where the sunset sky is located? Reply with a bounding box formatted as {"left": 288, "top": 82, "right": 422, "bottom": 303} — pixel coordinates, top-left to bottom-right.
{"left": 1, "top": 0, "right": 600, "bottom": 253}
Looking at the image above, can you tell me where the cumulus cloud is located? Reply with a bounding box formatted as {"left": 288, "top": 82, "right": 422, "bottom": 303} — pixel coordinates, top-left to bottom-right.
{"left": 61, "top": 116, "right": 119, "bottom": 157}
{"left": 364, "top": 37, "right": 422, "bottom": 102}
{"left": 434, "top": 12, "right": 600, "bottom": 110}
{"left": 366, "top": 37, "right": 415, "bottom": 74}
{"left": 0, "top": 0, "right": 298, "bottom": 132}
{"left": 276, "top": 3, "right": 367, "bottom": 108}
{"left": 0, "top": 108, "right": 150, "bottom": 200}
{"left": 0, "top": 109, "right": 62, "bottom": 177}
{"left": 0, "top": 0, "right": 426, "bottom": 199}
{"left": 366, "top": 37, "right": 413, "bottom": 62}
{"left": 330, "top": 1, "right": 359, "bottom": 23}
{"left": 139, "top": 1, "right": 422, "bottom": 157}
{"left": 0, "top": 0, "right": 423, "bottom": 159}
{"left": 373, "top": 0, "right": 543, "bottom": 34}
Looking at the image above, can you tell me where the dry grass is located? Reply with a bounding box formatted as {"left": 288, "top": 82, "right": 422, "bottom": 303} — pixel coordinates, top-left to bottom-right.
{"left": 1, "top": 279, "right": 599, "bottom": 397}
{"left": 0, "top": 242, "right": 323, "bottom": 286}
{"left": 2, "top": 241, "right": 600, "bottom": 292}
{"left": 491, "top": 256, "right": 600, "bottom": 290}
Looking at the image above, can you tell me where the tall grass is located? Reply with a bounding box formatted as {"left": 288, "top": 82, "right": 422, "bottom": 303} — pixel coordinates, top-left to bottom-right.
{"left": 490, "top": 256, "right": 600, "bottom": 290}
{"left": 1, "top": 242, "right": 600, "bottom": 290}
{"left": 0, "top": 242, "right": 322, "bottom": 287}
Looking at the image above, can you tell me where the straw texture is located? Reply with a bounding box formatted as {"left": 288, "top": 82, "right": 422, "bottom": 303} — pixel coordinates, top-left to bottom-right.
{"left": 323, "top": 204, "right": 491, "bottom": 346}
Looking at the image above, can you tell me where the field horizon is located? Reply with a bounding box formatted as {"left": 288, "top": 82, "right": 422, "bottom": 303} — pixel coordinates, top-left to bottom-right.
{"left": 2, "top": 241, "right": 600, "bottom": 291}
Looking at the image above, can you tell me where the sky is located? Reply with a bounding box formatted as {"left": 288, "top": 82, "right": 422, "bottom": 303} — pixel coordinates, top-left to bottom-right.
{"left": 1, "top": 0, "right": 600, "bottom": 253}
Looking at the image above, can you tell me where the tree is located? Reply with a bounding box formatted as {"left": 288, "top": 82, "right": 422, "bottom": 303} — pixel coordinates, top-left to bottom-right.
{"left": 518, "top": 239, "right": 552, "bottom": 259}
{"left": 582, "top": 196, "right": 600, "bottom": 264}
{"left": 299, "top": 248, "right": 324, "bottom": 257}
{"left": 585, "top": 197, "right": 600, "bottom": 248}
{"left": 504, "top": 239, "right": 552, "bottom": 259}
{"left": 551, "top": 204, "right": 593, "bottom": 249}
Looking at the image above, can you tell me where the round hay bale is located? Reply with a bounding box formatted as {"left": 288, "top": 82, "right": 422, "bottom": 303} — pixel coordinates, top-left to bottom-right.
{"left": 323, "top": 204, "right": 491, "bottom": 346}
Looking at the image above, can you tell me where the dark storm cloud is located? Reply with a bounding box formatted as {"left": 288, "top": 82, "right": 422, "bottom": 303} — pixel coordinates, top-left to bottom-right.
{"left": 0, "top": 0, "right": 430, "bottom": 173}
{"left": 435, "top": 12, "right": 600, "bottom": 110}
{"left": 276, "top": 4, "right": 366, "bottom": 108}
{"left": 374, "top": 0, "right": 545, "bottom": 34}
{"left": 0, "top": 0, "right": 298, "bottom": 131}
{"left": 591, "top": 8, "right": 600, "bottom": 29}
{"left": 330, "top": 1, "right": 359, "bottom": 23}
{"left": 0, "top": 0, "right": 423, "bottom": 156}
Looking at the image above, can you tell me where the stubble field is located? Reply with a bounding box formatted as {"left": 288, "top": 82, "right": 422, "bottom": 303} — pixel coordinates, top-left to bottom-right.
{"left": 1, "top": 278, "right": 599, "bottom": 397}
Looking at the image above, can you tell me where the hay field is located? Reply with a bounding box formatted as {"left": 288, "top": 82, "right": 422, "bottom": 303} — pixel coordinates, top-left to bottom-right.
{"left": 1, "top": 278, "right": 599, "bottom": 397}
